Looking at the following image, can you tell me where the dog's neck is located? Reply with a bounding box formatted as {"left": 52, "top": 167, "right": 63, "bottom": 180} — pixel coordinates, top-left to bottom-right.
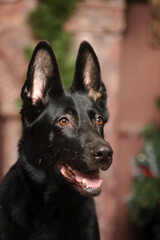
{"left": 18, "top": 150, "right": 86, "bottom": 209}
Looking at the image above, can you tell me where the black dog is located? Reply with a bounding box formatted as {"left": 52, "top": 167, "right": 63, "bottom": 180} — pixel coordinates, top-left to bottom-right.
{"left": 0, "top": 41, "right": 113, "bottom": 240}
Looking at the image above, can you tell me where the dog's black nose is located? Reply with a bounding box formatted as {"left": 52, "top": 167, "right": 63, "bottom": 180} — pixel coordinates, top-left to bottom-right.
{"left": 92, "top": 144, "right": 113, "bottom": 163}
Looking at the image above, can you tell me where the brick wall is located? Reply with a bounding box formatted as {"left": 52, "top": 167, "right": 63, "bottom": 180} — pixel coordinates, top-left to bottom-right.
{"left": 0, "top": 0, "right": 36, "bottom": 178}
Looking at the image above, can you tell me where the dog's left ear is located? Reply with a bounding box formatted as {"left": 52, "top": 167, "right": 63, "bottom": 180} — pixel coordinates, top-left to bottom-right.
{"left": 71, "top": 41, "right": 107, "bottom": 104}
{"left": 21, "top": 41, "right": 63, "bottom": 106}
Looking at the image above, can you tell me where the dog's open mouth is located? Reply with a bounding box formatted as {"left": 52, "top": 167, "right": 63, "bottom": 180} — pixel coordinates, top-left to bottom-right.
{"left": 60, "top": 164, "right": 103, "bottom": 196}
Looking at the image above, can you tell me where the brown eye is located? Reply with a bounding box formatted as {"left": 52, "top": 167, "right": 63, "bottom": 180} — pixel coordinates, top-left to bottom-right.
{"left": 96, "top": 116, "right": 104, "bottom": 127}
{"left": 58, "top": 118, "right": 69, "bottom": 126}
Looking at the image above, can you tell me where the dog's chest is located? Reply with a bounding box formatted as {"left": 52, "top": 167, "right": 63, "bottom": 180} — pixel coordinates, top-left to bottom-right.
{"left": 30, "top": 204, "right": 88, "bottom": 240}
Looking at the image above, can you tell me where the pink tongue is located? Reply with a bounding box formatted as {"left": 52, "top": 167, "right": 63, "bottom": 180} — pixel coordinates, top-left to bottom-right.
{"left": 74, "top": 170, "right": 103, "bottom": 188}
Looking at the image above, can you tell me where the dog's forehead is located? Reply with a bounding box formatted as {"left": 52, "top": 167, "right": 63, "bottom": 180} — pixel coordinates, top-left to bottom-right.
{"left": 71, "top": 92, "right": 93, "bottom": 109}
{"left": 69, "top": 92, "right": 103, "bottom": 118}
{"left": 47, "top": 92, "right": 99, "bottom": 120}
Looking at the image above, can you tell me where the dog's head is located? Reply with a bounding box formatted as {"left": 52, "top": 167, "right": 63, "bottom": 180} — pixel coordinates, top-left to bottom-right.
{"left": 20, "top": 41, "right": 113, "bottom": 197}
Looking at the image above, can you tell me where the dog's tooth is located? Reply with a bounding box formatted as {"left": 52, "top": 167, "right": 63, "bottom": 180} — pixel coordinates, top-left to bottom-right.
{"left": 82, "top": 179, "right": 86, "bottom": 186}
{"left": 82, "top": 179, "right": 86, "bottom": 184}
{"left": 67, "top": 166, "right": 73, "bottom": 172}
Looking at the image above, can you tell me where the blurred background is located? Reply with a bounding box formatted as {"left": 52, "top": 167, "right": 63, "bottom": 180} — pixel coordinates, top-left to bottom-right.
{"left": 0, "top": 0, "right": 160, "bottom": 239}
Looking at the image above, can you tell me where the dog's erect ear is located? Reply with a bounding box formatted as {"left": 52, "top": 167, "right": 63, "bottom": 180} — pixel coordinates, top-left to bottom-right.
{"left": 71, "top": 41, "right": 107, "bottom": 103}
{"left": 21, "top": 41, "right": 63, "bottom": 105}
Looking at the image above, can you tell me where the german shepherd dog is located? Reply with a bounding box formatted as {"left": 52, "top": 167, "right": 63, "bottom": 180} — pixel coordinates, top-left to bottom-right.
{"left": 0, "top": 41, "right": 113, "bottom": 240}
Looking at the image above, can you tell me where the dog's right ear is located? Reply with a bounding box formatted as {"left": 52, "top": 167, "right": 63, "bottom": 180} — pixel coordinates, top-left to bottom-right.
{"left": 71, "top": 41, "right": 107, "bottom": 106}
{"left": 21, "top": 41, "right": 63, "bottom": 106}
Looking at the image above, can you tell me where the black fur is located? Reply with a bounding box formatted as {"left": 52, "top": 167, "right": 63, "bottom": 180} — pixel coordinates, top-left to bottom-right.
{"left": 0, "top": 41, "right": 113, "bottom": 240}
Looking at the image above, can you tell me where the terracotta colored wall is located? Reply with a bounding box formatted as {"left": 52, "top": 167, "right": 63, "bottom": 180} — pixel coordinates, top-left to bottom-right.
{"left": 114, "top": 4, "right": 160, "bottom": 240}
{"left": 0, "top": 0, "right": 36, "bottom": 178}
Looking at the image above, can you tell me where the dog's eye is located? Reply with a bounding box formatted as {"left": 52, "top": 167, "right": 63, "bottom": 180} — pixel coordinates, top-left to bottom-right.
{"left": 96, "top": 116, "right": 104, "bottom": 127}
{"left": 58, "top": 117, "right": 69, "bottom": 126}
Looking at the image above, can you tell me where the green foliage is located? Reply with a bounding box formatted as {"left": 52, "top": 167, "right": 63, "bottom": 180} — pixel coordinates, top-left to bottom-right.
{"left": 29, "top": 0, "right": 77, "bottom": 41}
{"left": 127, "top": 101, "right": 160, "bottom": 239}
{"left": 142, "top": 125, "right": 159, "bottom": 141}
{"left": 142, "top": 125, "right": 160, "bottom": 169}
{"left": 24, "top": 45, "right": 34, "bottom": 62}
{"left": 26, "top": 0, "right": 79, "bottom": 88}
{"left": 127, "top": 178, "right": 160, "bottom": 227}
